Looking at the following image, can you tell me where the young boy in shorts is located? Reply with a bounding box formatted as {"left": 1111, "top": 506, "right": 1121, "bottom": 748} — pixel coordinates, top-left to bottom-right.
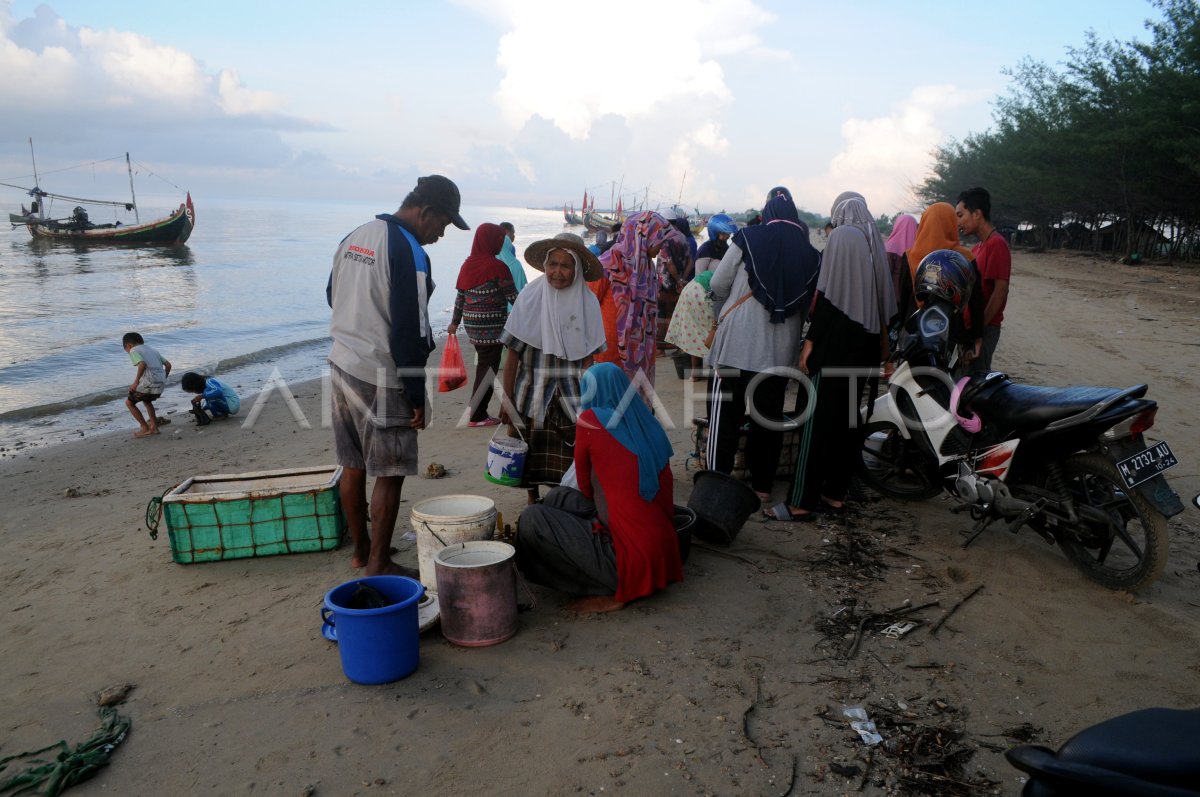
{"left": 122, "top": 332, "right": 172, "bottom": 438}
{"left": 180, "top": 371, "right": 241, "bottom": 423}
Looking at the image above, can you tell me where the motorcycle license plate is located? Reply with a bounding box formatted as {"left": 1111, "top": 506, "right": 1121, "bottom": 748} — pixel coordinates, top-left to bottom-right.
{"left": 1115, "top": 440, "right": 1178, "bottom": 488}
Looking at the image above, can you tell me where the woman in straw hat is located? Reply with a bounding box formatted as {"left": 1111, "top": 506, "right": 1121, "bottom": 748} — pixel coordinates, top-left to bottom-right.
{"left": 499, "top": 233, "right": 606, "bottom": 504}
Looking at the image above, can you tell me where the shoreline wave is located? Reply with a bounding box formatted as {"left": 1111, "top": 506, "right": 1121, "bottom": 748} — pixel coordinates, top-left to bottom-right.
{"left": 0, "top": 336, "right": 331, "bottom": 422}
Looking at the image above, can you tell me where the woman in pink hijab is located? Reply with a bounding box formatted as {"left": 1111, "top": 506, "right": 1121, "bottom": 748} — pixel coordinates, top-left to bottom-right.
{"left": 884, "top": 214, "right": 918, "bottom": 296}
{"left": 591, "top": 211, "right": 688, "bottom": 392}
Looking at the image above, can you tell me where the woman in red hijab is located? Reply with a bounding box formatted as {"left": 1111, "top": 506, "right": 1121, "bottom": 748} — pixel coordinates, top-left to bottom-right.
{"left": 447, "top": 223, "right": 518, "bottom": 426}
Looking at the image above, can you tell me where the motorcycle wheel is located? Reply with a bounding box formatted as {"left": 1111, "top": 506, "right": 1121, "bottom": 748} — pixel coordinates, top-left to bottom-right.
{"left": 1054, "top": 452, "right": 1168, "bottom": 592}
{"left": 857, "top": 421, "right": 941, "bottom": 501}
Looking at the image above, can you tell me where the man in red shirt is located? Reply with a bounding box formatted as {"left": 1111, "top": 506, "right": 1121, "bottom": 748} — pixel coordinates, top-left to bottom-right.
{"left": 955, "top": 187, "right": 1010, "bottom": 373}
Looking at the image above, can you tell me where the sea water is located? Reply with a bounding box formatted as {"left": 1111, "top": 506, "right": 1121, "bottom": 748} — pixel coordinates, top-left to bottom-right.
{"left": 0, "top": 198, "right": 572, "bottom": 453}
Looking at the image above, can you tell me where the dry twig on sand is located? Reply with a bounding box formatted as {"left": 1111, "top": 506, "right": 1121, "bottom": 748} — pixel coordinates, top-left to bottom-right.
{"left": 929, "top": 585, "right": 984, "bottom": 636}
{"left": 741, "top": 673, "right": 769, "bottom": 769}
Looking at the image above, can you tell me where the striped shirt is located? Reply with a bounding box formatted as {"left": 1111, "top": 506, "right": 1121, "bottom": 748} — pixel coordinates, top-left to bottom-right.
{"left": 500, "top": 331, "right": 593, "bottom": 424}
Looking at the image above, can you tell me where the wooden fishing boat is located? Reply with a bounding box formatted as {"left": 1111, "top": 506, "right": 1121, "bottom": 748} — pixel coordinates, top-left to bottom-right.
{"left": 4, "top": 145, "right": 194, "bottom": 246}
{"left": 584, "top": 209, "right": 623, "bottom": 233}
{"left": 25, "top": 194, "right": 194, "bottom": 244}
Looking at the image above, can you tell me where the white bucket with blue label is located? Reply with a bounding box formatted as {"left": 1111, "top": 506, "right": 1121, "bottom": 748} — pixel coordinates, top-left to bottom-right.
{"left": 485, "top": 434, "right": 528, "bottom": 487}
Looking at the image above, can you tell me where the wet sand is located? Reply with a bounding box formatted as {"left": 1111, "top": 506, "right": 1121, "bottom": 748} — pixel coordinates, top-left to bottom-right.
{"left": 1, "top": 249, "right": 1198, "bottom": 795}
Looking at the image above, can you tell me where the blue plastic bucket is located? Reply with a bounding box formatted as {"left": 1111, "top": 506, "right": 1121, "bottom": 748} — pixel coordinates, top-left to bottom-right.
{"left": 321, "top": 575, "right": 424, "bottom": 685}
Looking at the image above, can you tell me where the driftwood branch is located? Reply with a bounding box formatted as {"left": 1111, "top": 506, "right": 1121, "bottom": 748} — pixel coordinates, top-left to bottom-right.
{"left": 929, "top": 585, "right": 984, "bottom": 636}
{"left": 741, "top": 673, "right": 769, "bottom": 769}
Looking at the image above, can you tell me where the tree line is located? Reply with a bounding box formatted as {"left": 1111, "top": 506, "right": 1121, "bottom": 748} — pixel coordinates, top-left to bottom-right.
{"left": 917, "top": 0, "right": 1200, "bottom": 262}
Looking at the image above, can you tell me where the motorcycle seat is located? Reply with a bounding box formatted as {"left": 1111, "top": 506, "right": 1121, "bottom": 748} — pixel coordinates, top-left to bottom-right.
{"left": 1006, "top": 707, "right": 1200, "bottom": 795}
{"left": 969, "top": 381, "right": 1147, "bottom": 432}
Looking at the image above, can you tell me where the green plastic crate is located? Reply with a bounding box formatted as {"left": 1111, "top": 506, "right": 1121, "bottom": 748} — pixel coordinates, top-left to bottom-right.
{"left": 160, "top": 466, "right": 344, "bottom": 564}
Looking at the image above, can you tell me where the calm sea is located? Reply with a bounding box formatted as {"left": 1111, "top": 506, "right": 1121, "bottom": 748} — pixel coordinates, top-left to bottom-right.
{"left": 0, "top": 199, "right": 572, "bottom": 453}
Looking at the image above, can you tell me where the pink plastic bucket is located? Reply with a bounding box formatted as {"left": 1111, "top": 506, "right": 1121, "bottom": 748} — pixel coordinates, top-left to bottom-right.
{"left": 434, "top": 541, "right": 518, "bottom": 647}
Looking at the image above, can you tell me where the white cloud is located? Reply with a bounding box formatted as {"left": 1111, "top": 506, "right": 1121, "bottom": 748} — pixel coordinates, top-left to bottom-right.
{"left": 217, "top": 69, "right": 285, "bottom": 116}
{"left": 0, "top": 5, "right": 316, "bottom": 138}
{"left": 448, "top": 0, "right": 781, "bottom": 209}
{"left": 667, "top": 121, "right": 730, "bottom": 207}
{"left": 79, "top": 28, "right": 208, "bottom": 106}
{"left": 797, "top": 85, "right": 991, "bottom": 216}
{"left": 472, "top": 0, "right": 779, "bottom": 139}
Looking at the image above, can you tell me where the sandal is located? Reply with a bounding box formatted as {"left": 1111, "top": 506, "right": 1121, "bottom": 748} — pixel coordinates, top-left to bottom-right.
{"left": 468, "top": 417, "right": 501, "bottom": 427}
{"left": 762, "top": 502, "right": 818, "bottom": 523}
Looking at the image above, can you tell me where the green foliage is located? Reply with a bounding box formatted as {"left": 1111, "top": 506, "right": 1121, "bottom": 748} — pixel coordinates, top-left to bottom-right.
{"left": 916, "top": 0, "right": 1200, "bottom": 259}
{"left": 797, "top": 209, "right": 824, "bottom": 229}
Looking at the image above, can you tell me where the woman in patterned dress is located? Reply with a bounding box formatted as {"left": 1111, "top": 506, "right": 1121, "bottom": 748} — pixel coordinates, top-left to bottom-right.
{"left": 447, "top": 223, "right": 518, "bottom": 425}
{"left": 589, "top": 211, "right": 688, "bottom": 397}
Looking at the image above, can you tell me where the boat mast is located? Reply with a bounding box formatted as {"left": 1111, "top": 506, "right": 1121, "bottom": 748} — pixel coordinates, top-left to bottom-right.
{"left": 28, "top": 138, "right": 44, "bottom": 219}
{"left": 126, "top": 153, "right": 140, "bottom": 223}
{"left": 28, "top": 138, "right": 39, "bottom": 186}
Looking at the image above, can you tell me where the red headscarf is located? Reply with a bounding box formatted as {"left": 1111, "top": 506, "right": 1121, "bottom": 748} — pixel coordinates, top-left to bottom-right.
{"left": 456, "top": 223, "right": 511, "bottom": 290}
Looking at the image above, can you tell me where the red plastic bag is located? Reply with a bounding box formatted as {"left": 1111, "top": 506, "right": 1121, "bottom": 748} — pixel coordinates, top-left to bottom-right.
{"left": 437, "top": 335, "right": 467, "bottom": 392}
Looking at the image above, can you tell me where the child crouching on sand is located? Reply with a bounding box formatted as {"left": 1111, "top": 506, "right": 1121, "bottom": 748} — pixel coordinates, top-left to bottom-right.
{"left": 123, "top": 332, "right": 172, "bottom": 438}
{"left": 181, "top": 372, "right": 241, "bottom": 423}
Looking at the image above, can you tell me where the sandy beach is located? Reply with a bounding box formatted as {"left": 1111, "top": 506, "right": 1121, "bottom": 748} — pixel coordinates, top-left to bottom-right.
{"left": 2, "top": 249, "right": 1198, "bottom": 796}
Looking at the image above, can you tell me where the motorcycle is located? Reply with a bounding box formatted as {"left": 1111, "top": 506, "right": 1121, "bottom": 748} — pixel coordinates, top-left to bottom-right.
{"left": 1006, "top": 707, "right": 1200, "bottom": 795}
{"left": 857, "top": 296, "right": 1185, "bottom": 592}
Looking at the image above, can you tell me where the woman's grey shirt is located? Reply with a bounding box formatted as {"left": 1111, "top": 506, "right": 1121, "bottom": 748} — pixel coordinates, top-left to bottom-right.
{"left": 706, "top": 242, "right": 807, "bottom": 374}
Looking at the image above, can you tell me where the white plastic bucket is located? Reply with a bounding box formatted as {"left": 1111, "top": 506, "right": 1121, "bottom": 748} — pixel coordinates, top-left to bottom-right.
{"left": 411, "top": 495, "right": 497, "bottom": 594}
{"left": 485, "top": 435, "right": 528, "bottom": 487}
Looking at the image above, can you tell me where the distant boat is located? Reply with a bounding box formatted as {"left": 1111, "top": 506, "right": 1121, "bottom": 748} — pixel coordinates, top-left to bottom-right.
{"left": 584, "top": 195, "right": 624, "bottom": 233}
{"left": 584, "top": 209, "right": 621, "bottom": 232}
{"left": 4, "top": 145, "right": 195, "bottom": 245}
{"left": 564, "top": 193, "right": 584, "bottom": 225}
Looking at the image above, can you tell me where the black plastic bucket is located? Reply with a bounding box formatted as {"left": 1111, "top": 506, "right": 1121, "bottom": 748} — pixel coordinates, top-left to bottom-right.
{"left": 672, "top": 352, "right": 689, "bottom": 380}
{"left": 687, "top": 470, "right": 760, "bottom": 545}
{"left": 673, "top": 505, "right": 696, "bottom": 562}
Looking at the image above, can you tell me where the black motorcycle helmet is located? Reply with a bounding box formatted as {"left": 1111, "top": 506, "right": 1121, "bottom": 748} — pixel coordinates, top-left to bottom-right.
{"left": 915, "top": 249, "right": 973, "bottom": 309}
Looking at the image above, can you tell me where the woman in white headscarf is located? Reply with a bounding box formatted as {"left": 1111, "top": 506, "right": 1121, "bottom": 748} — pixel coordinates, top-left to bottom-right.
{"left": 500, "top": 233, "right": 607, "bottom": 504}
{"left": 764, "top": 192, "right": 898, "bottom": 521}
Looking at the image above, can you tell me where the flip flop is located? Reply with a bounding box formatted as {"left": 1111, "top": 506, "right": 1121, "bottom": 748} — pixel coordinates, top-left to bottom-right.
{"left": 762, "top": 502, "right": 817, "bottom": 522}
{"left": 468, "top": 417, "right": 501, "bottom": 428}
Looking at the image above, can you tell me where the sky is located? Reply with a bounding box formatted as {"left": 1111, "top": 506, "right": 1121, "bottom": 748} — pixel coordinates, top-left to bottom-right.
{"left": 0, "top": 0, "right": 1168, "bottom": 217}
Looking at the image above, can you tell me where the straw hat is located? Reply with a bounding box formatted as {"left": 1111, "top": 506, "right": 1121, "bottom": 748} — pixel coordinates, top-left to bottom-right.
{"left": 523, "top": 232, "right": 603, "bottom": 281}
